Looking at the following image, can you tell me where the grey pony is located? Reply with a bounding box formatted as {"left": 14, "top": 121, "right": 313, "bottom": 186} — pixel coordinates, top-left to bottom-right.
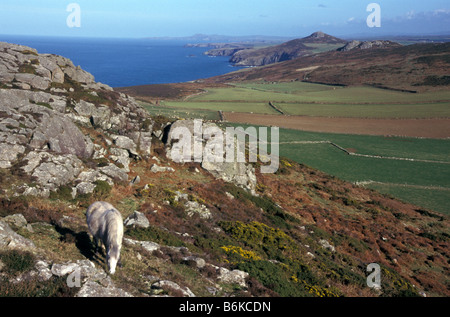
{"left": 86, "top": 201, "right": 124, "bottom": 274}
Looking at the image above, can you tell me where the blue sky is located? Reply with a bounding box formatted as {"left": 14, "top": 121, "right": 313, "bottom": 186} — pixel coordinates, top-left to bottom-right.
{"left": 0, "top": 0, "right": 449, "bottom": 38}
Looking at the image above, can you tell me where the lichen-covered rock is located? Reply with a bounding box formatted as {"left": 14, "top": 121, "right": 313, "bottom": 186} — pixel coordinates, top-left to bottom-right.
{"left": 21, "top": 151, "right": 84, "bottom": 191}
{"left": 77, "top": 280, "right": 133, "bottom": 297}
{"left": 165, "top": 119, "right": 257, "bottom": 193}
{"left": 31, "top": 114, "right": 94, "bottom": 158}
{"left": 184, "top": 200, "right": 212, "bottom": 219}
{"left": 124, "top": 211, "right": 150, "bottom": 229}
{"left": 0, "top": 41, "right": 158, "bottom": 198}
{"left": 150, "top": 164, "right": 175, "bottom": 173}
{"left": 0, "top": 220, "right": 36, "bottom": 250}
{"left": 216, "top": 267, "right": 249, "bottom": 288}
{"left": 124, "top": 238, "right": 161, "bottom": 253}
{"left": 0, "top": 143, "right": 26, "bottom": 168}
{"left": 151, "top": 280, "right": 196, "bottom": 297}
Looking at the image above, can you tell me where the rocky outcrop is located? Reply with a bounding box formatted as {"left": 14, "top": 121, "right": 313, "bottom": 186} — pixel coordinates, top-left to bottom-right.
{"left": 0, "top": 220, "right": 36, "bottom": 250}
{"left": 164, "top": 119, "right": 257, "bottom": 194}
{"left": 0, "top": 41, "right": 155, "bottom": 198}
{"left": 124, "top": 211, "right": 150, "bottom": 229}
{"left": 204, "top": 47, "right": 248, "bottom": 57}
{"left": 337, "top": 40, "right": 402, "bottom": 52}
{"left": 0, "top": 42, "right": 94, "bottom": 90}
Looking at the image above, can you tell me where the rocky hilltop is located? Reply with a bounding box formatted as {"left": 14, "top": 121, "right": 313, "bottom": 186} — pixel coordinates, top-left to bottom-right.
{"left": 228, "top": 32, "right": 347, "bottom": 67}
{"left": 0, "top": 41, "right": 155, "bottom": 199}
{"left": 337, "top": 40, "right": 402, "bottom": 52}
{"left": 0, "top": 41, "right": 449, "bottom": 298}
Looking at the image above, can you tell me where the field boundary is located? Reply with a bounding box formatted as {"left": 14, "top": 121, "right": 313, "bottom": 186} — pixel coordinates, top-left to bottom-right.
{"left": 225, "top": 125, "right": 450, "bottom": 165}
{"left": 277, "top": 140, "right": 450, "bottom": 164}
{"left": 354, "top": 180, "right": 450, "bottom": 192}
{"left": 268, "top": 101, "right": 284, "bottom": 114}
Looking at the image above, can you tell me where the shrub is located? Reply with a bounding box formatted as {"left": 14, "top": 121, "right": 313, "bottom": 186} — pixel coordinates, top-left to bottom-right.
{"left": 223, "top": 184, "right": 295, "bottom": 229}
{"left": 236, "top": 260, "right": 309, "bottom": 297}
{"left": 22, "top": 50, "right": 38, "bottom": 56}
{"left": 49, "top": 185, "right": 73, "bottom": 201}
{"left": 95, "top": 157, "right": 110, "bottom": 167}
{"left": 126, "top": 226, "right": 185, "bottom": 247}
{"left": 0, "top": 250, "right": 35, "bottom": 276}
{"left": 381, "top": 267, "right": 420, "bottom": 297}
{"left": 93, "top": 180, "right": 112, "bottom": 199}
{"left": 18, "top": 63, "right": 37, "bottom": 74}
{"left": 221, "top": 245, "right": 262, "bottom": 263}
{"left": 219, "top": 221, "right": 296, "bottom": 260}
{"left": 0, "top": 276, "right": 77, "bottom": 297}
{"left": 299, "top": 281, "right": 341, "bottom": 297}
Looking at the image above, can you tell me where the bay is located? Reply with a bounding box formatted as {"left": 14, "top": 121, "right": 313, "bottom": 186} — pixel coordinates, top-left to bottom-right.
{"left": 0, "top": 35, "right": 241, "bottom": 88}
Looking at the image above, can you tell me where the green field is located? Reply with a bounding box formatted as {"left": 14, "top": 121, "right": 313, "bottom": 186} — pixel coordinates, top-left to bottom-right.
{"left": 142, "top": 102, "right": 221, "bottom": 120}
{"left": 224, "top": 124, "right": 450, "bottom": 214}
{"left": 171, "top": 82, "right": 450, "bottom": 118}
{"left": 163, "top": 101, "right": 278, "bottom": 115}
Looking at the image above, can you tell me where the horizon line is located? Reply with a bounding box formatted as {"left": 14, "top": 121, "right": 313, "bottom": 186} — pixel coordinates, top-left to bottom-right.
{"left": 1, "top": 31, "right": 450, "bottom": 42}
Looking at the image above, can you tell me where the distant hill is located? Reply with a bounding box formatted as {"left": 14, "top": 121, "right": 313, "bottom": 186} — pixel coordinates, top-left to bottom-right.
{"left": 228, "top": 32, "right": 347, "bottom": 67}
{"left": 147, "top": 33, "right": 293, "bottom": 43}
{"left": 299, "top": 31, "right": 347, "bottom": 44}
{"left": 209, "top": 42, "right": 450, "bottom": 92}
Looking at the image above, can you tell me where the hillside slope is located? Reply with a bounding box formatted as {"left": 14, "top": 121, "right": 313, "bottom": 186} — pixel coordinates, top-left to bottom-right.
{"left": 229, "top": 32, "right": 347, "bottom": 67}
{"left": 0, "top": 42, "right": 449, "bottom": 298}
{"left": 210, "top": 42, "right": 450, "bottom": 92}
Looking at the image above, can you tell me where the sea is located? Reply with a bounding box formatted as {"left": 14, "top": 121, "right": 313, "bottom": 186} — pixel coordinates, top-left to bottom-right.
{"left": 0, "top": 35, "right": 242, "bottom": 88}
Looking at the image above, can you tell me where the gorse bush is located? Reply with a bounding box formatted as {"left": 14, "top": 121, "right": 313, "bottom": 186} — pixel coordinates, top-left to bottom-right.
{"left": 220, "top": 245, "right": 262, "bottom": 263}
{"left": 219, "top": 220, "right": 296, "bottom": 259}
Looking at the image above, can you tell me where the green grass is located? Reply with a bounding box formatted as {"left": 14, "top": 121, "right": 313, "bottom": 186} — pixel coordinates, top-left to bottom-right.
{"left": 163, "top": 101, "right": 278, "bottom": 115}
{"left": 277, "top": 128, "right": 450, "bottom": 162}
{"left": 221, "top": 123, "right": 450, "bottom": 215}
{"left": 367, "top": 183, "right": 450, "bottom": 215}
{"left": 192, "top": 83, "right": 450, "bottom": 105}
{"left": 278, "top": 129, "right": 450, "bottom": 214}
{"left": 141, "top": 102, "right": 220, "bottom": 120}
{"left": 180, "top": 83, "right": 450, "bottom": 119}
{"left": 233, "top": 81, "right": 338, "bottom": 94}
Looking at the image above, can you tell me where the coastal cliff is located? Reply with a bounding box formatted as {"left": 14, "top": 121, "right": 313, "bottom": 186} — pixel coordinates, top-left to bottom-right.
{"left": 228, "top": 32, "right": 347, "bottom": 66}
